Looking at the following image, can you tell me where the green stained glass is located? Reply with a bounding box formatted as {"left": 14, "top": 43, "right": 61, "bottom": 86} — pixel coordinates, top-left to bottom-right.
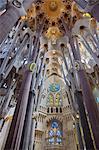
{"left": 48, "top": 93, "right": 54, "bottom": 105}
{"left": 55, "top": 93, "right": 63, "bottom": 106}
{"left": 55, "top": 93, "right": 60, "bottom": 106}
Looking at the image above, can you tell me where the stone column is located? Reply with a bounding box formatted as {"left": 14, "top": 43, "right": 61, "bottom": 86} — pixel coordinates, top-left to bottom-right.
{"left": 0, "top": 107, "right": 15, "bottom": 150}
{"left": 29, "top": 118, "right": 36, "bottom": 150}
{"left": 0, "top": 4, "right": 20, "bottom": 44}
{"left": 4, "top": 19, "right": 45, "bottom": 150}
{"left": 62, "top": 18, "right": 99, "bottom": 149}
{"left": 20, "top": 90, "right": 35, "bottom": 150}
{"left": 4, "top": 69, "right": 33, "bottom": 150}
{"left": 74, "top": 91, "right": 95, "bottom": 149}
{"left": 76, "top": 69, "right": 99, "bottom": 149}
{"left": 62, "top": 57, "right": 94, "bottom": 149}
{"left": 81, "top": 37, "right": 99, "bottom": 66}
{"left": 0, "top": 81, "right": 16, "bottom": 117}
{"left": 0, "top": 0, "right": 34, "bottom": 43}
{"left": 75, "top": 117, "right": 84, "bottom": 150}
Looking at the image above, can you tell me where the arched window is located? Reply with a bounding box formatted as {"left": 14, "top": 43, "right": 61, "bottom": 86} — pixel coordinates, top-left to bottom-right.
{"left": 48, "top": 120, "right": 62, "bottom": 145}
{"left": 55, "top": 93, "right": 63, "bottom": 106}
{"left": 47, "top": 83, "right": 63, "bottom": 107}
{"left": 47, "top": 93, "right": 54, "bottom": 106}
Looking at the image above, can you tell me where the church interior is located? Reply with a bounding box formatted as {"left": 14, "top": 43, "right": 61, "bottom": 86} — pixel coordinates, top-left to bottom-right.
{"left": 0, "top": 0, "right": 99, "bottom": 150}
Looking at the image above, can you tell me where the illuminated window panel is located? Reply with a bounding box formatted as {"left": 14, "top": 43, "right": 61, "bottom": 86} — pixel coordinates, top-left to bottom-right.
{"left": 49, "top": 83, "right": 60, "bottom": 92}
{"left": 48, "top": 120, "right": 62, "bottom": 145}
{"left": 51, "top": 121, "right": 58, "bottom": 128}
{"left": 47, "top": 93, "right": 54, "bottom": 106}
{"left": 56, "top": 138, "right": 62, "bottom": 144}
{"left": 55, "top": 93, "right": 63, "bottom": 106}
{"left": 49, "top": 138, "right": 54, "bottom": 144}
{"left": 49, "top": 130, "right": 54, "bottom": 136}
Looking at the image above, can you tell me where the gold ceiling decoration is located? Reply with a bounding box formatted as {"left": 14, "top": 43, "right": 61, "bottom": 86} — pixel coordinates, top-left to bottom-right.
{"left": 21, "top": 4, "right": 36, "bottom": 21}
{"left": 45, "top": 26, "right": 62, "bottom": 40}
{"left": 45, "top": 50, "right": 62, "bottom": 57}
{"left": 27, "top": 3, "right": 36, "bottom": 19}
{"left": 41, "top": 0, "right": 65, "bottom": 22}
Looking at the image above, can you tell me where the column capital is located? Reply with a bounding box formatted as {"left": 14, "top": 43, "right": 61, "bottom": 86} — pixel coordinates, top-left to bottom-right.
{"left": 27, "top": 62, "right": 36, "bottom": 73}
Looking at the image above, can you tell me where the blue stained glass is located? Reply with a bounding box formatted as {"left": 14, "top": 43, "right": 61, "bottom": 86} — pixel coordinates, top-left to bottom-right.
{"left": 49, "top": 130, "right": 54, "bottom": 136}
{"left": 56, "top": 130, "right": 61, "bottom": 136}
{"left": 49, "top": 83, "right": 60, "bottom": 92}
{"left": 56, "top": 138, "right": 62, "bottom": 144}
{"left": 49, "top": 138, "right": 54, "bottom": 144}
{"left": 48, "top": 121, "right": 62, "bottom": 144}
{"left": 55, "top": 84, "right": 60, "bottom": 91}
{"left": 52, "top": 121, "right": 58, "bottom": 128}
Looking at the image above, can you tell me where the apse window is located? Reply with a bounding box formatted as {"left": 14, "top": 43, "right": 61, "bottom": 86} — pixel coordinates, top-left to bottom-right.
{"left": 48, "top": 120, "right": 62, "bottom": 145}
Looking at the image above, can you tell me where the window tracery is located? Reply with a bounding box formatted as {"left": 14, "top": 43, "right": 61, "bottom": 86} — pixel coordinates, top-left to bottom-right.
{"left": 47, "top": 93, "right": 54, "bottom": 106}
{"left": 47, "top": 83, "right": 63, "bottom": 107}
{"left": 49, "top": 83, "right": 60, "bottom": 92}
{"left": 48, "top": 120, "right": 62, "bottom": 145}
{"left": 55, "top": 93, "right": 62, "bottom": 106}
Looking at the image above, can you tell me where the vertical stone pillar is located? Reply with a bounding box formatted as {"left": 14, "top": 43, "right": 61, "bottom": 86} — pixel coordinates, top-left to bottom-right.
{"left": 63, "top": 116, "right": 67, "bottom": 150}
{"left": 77, "top": 69, "right": 99, "bottom": 149}
{"left": 75, "top": 117, "right": 84, "bottom": 150}
{"left": 0, "top": 0, "right": 34, "bottom": 44}
{"left": 0, "top": 107, "right": 15, "bottom": 150}
{"left": 74, "top": 91, "right": 94, "bottom": 149}
{"left": 4, "top": 70, "right": 33, "bottom": 150}
{"left": 61, "top": 18, "right": 99, "bottom": 149}
{"left": 20, "top": 90, "right": 35, "bottom": 150}
{"left": 29, "top": 119, "right": 36, "bottom": 150}
{"left": 0, "top": 81, "right": 16, "bottom": 117}
{"left": 15, "top": 33, "right": 40, "bottom": 150}
{"left": 0, "top": 5, "right": 20, "bottom": 44}
{"left": 4, "top": 20, "right": 45, "bottom": 150}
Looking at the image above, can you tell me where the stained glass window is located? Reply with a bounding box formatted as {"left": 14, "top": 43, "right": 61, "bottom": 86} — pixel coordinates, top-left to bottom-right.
{"left": 48, "top": 120, "right": 62, "bottom": 144}
{"left": 47, "top": 93, "right": 54, "bottom": 105}
{"left": 55, "top": 93, "right": 63, "bottom": 106}
{"left": 47, "top": 83, "right": 63, "bottom": 107}
{"left": 49, "top": 83, "right": 60, "bottom": 92}
{"left": 49, "top": 130, "right": 54, "bottom": 136}
{"left": 49, "top": 138, "right": 54, "bottom": 144}
{"left": 56, "top": 138, "right": 62, "bottom": 144}
{"left": 51, "top": 121, "right": 58, "bottom": 128}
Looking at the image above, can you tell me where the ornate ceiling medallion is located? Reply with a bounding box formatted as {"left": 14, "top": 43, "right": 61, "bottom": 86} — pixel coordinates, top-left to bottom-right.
{"left": 45, "top": 26, "right": 62, "bottom": 40}
{"left": 42, "top": 0, "right": 65, "bottom": 22}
